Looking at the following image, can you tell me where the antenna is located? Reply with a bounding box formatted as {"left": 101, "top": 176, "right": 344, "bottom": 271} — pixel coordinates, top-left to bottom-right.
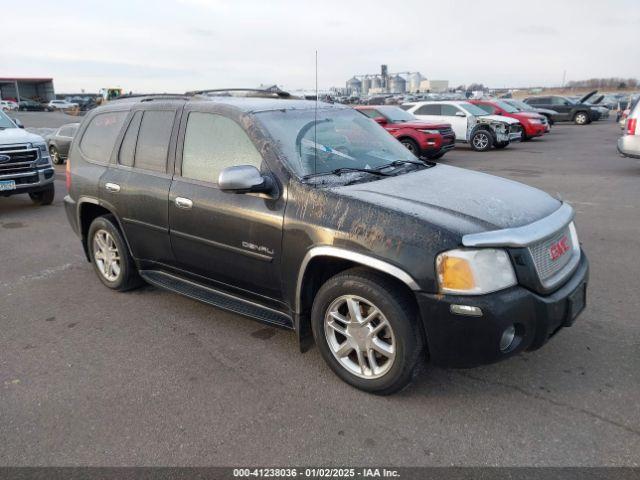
{"left": 314, "top": 50, "right": 318, "bottom": 175}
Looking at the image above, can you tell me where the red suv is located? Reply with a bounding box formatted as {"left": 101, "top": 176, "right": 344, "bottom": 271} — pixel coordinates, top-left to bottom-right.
{"left": 355, "top": 105, "right": 455, "bottom": 159}
{"left": 469, "top": 100, "right": 549, "bottom": 140}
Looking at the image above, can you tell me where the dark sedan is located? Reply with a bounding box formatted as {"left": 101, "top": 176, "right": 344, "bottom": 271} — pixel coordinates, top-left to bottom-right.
{"left": 45, "top": 123, "right": 79, "bottom": 164}
{"left": 18, "top": 99, "right": 47, "bottom": 111}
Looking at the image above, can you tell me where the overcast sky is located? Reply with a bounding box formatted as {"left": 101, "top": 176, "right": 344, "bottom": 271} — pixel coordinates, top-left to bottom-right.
{"left": 2, "top": 0, "right": 638, "bottom": 93}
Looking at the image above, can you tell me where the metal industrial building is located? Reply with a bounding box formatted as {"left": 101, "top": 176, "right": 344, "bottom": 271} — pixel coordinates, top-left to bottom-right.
{"left": 0, "top": 77, "right": 55, "bottom": 102}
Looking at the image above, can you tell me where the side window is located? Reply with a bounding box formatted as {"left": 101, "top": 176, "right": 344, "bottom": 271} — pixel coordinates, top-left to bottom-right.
{"left": 118, "top": 111, "right": 143, "bottom": 167}
{"left": 441, "top": 105, "right": 462, "bottom": 116}
{"left": 134, "top": 110, "right": 175, "bottom": 173}
{"left": 551, "top": 97, "right": 567, "bottom": 105}
{"left": 474, "top": 104, "right": 494, "bottom": 114}
{"left": 182, "top": 112, "right": 263, "bottom": 184}
{"left": 79, "top": 111, "right": 127, "bottom": 164}
{"left": 361, "top": 109, "right": 381, "bottom": 119}
{"left": 414, "top": 104, "right": 441, "bottom": 115}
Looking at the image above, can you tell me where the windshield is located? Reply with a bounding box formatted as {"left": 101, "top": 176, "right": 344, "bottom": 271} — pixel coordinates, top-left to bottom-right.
{"left": 0, "top": 111, "right": 16, "bottom": 129}
{"left": 459, "top": 102, "right": 490, "bottom": 116}
{"left": 506, "top": 99, "right": 533, "bottom": 111}
{"left": 496, "top": 101, "right": 520, "bottom": 113}
{"left": 379, "top": 106, "right": 416, "bottom": 122}
{"left": 257, "top": 108, "right": 418, "bottom": 178}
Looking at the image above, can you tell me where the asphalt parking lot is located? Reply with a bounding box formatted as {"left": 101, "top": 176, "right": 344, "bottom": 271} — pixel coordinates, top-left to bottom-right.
{"left": 1, "top": 114, "right": 639, "bottom": 467}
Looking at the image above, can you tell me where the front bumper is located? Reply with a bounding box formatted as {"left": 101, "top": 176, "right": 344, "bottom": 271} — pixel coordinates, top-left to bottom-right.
{"left": 524, "top": 123, "right": 546, "bottom": 137}
{"left": 617, "top": 135, "right": 640, "bottom": 159}
{"left": 0, "top": 168, "right": 55, "bottom": 196}
{"left": 416, "top": 251, "right": 589, "bottom": 368}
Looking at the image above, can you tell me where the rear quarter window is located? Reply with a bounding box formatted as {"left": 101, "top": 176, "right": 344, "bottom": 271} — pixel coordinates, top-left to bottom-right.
{"left": 79, "top": 111, "right": 127, "bottom": 164}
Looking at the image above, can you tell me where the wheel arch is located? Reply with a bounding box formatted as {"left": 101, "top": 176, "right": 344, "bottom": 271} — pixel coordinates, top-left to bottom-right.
{"left": 294, "top": 247, "right": 421, "bottom": 351}
{"left": 78, "top": 199, "right": 132, "bottom": 262}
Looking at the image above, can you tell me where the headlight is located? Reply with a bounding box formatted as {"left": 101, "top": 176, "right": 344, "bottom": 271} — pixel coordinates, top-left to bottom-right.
{"left": 419, "top": 129, "right": 440, "bottom": 134}
{"left": 33, "top": 142, "right": 48, "bottom": 155}
{"left": 436, "top": 248, "right": 517, "bottom": 295}
{"left": 529, "top": 119, "right": 542, "bottom": 124}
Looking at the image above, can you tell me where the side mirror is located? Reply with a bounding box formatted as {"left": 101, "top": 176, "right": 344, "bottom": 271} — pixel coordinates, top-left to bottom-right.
{"left": 218, "top": 165, "right": 273, "bottom": 194}
{"left": 12, "top": 118, "right": 24, "bottom": 128}
{"left": 374, "top": 117, "right": 387, "bottom": 125}
{"left": 455, "top": 111, "right": 466, "bottom": 117}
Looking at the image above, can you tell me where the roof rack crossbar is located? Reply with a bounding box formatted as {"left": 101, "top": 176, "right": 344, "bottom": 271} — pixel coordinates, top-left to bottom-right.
{"left": 186, "top": 88, "right": 291, "bottom": 98}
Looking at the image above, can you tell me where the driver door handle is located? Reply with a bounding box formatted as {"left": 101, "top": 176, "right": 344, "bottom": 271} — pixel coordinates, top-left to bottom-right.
{"left": 175, "top": 197, "right": 193, "bottom": 209}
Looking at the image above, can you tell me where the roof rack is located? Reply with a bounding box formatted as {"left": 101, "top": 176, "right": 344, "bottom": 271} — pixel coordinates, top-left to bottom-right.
{"left": 111, "top": 93, "right": 188, "bottom": 102}
{"left": 185, "top": 88, "right": 292, "bottom": 98}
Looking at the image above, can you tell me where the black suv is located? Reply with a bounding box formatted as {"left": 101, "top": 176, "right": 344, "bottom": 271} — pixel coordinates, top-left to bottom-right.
{"left": 64, "top": 91, "right": 589, "bottom": 394}
{"left": 524, "top": 95, "right": 600, "bottom": 125}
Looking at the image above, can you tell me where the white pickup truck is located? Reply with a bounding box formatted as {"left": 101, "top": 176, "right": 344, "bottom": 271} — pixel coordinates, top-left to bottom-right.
{"left": 402, "top": 100, "right": 522, "bottom": 152}
{"left": 0, "top": 111, "right": 55, "bottom": 205}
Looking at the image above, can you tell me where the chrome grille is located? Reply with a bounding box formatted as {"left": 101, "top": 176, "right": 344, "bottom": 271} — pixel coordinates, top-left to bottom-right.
{"left": 0, "top": 144, "right": 39, "bottom": 174}
{"left": 528, "top": 225, "right": 575, "bottom": 284}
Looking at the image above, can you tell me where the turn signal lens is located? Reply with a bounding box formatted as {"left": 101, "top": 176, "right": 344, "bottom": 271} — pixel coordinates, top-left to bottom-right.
{"left": 436, "top": 248, "right": 517, "bottom": 295}
{"left": 438, "top": 256, "right": 475, "bottom": 291}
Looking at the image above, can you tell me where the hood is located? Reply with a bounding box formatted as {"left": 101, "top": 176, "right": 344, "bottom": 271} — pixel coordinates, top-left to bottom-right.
{"left": 478, "top": 114, "right": 520, "bottom": 125}
{"left": 389, "top": 120, "right": 450, "bottom": 130}
{"left": 0, "top": 128, "right": 45, "bottom": 145}
{"left": 579, "top": 90, "right": 598, "bottom": 103}
{"left": 592, "top": 95, "right": 605, "bottom": 105}
{"left": 334, "top": 164, "right": 560, "bottom": 236}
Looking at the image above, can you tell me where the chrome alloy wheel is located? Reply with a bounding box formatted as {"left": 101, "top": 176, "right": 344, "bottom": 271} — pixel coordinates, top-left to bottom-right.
{"left": 93, "top": 229, "right": 121, "bottom": 282}
{"left": 324, "top": 295, "right": 396, "bottom": 379}
{"left": 472, "top": 132, "right": 490, "bottom": 150}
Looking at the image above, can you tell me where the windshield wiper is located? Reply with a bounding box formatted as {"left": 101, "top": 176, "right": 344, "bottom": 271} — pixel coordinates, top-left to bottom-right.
{"left": 302, "top": 167, "right": 393, "bottom": 180}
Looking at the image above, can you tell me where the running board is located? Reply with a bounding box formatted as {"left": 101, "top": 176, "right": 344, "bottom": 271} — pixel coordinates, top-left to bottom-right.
{"left": 139, "top": 270, "right": 293, "bottom": 329}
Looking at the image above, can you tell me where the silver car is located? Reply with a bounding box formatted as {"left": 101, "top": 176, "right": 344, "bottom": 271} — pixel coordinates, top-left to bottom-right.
{"left": 618, "top": 99, "right": 640, "bottom": 159}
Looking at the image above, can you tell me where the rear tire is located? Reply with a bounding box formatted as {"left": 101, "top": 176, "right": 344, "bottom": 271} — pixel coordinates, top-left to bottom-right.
{"left": 399, "top": 138, "right": 420, "bottom": 157}
{"left": 574, "top": 111, "right": 589, "bottom": 125}
{"left": 470, "top": 129, "right": 493, "bottom": 152}
{"left": 88, "top": 215, "right": 143, "bottom": 291}
{"left": 29, "top": 184, "right": 55, "bottom": 205}
{"left": 311, "top": 268, "right": 424, "bottom": 395}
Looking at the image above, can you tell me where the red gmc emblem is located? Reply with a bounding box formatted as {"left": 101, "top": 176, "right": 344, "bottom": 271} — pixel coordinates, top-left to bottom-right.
{"left": 549, "top": 236, "right": 570, "bottom": 261}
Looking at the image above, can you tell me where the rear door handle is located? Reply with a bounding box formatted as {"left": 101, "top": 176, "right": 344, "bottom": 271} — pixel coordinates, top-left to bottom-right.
{"left": 105, "top": 182, "right": 120, "bottom": 193}
{"left": 175, "top": 197, "right": 193, "bottom": 209}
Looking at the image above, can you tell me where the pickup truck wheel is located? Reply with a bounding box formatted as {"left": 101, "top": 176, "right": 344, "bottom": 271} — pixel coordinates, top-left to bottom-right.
{"left": 49, "top": 146, "right": 62, "bottom": 165}
{"left": 470, "top": 130, "right": 493, "bottom": 151}
{"left": 399, "top": 138, "right": 420, "bottom": 156}
{"left": 574, "top": 111, "right": 589, "bottom": 125}
{"left": 28, "top": 184, "right": 55, "bottom": 205}
{"left": 311, "top": 268, "right": 423, "bottom": 395}
{"left": 88, "top": 215, "right": 142, "bottom": 291}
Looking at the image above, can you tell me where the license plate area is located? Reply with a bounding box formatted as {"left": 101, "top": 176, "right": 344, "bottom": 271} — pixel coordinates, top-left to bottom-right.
{"left": 566, "top": 283, "right": 586, "bottom": 326}
{"left": 0, "top": 180, "right": 16, "bottom": 191}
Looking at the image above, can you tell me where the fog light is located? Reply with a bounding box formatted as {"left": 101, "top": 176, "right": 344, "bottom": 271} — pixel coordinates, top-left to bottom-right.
{"left": 500, "top": 325, "right": 516, "bottom": 351}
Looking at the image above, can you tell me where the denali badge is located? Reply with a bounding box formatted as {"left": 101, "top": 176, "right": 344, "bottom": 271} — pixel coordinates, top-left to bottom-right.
{"left": 549, "top": 236, "right": 570, "bottom": 261}
{"left": 0, "top": 154, "right": 11, "bottom": 164}
{"left": 242, "top": 241, "right": 274, "bottom": 256}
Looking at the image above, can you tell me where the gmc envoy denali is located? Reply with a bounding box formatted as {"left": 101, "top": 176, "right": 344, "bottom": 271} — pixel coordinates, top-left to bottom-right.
{"left": 64, "top": 90, "right": 589, "bottom": 394}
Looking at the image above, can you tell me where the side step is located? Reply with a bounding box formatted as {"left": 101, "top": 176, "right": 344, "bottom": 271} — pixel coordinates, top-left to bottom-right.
{"left": 139, "top": 270, "right": 293, "bottom": 329}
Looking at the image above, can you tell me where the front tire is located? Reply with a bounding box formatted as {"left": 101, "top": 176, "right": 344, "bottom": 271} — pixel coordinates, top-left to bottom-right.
{"left": 311, "top": 268, "right": 424, "bottom": 395}
{"left": 399, "top": 138, "right": 420, "bottom": 157}
{"left": 28, "top": 184, "right": 55, "bottom": 205}
{"left": 88, "top": 215, "right": 142, "bottom": 291}
{"left": 470, "top": 129, "right": 493, "bottom": 152}
{"left": 574, "top": 111, "right": 589, "bottom": 125}
{"left": 49, "top": 146, "right": 62, "bottom": 165}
